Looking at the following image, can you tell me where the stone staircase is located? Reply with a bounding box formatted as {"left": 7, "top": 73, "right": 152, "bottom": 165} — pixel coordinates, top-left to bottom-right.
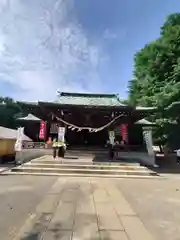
{"left": 3, "top": 155, "right": 160, "bottom": 178}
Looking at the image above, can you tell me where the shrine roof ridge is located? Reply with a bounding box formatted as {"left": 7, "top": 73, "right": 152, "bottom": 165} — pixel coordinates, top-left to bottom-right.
{"left": 54, "top": 91, "right": 126, "bottom": 107}
{"left": 16, "top": 92, "right": 157, "bottom": 111}
{"left": 59, "top": 92, "right": 119, "bottom": 98}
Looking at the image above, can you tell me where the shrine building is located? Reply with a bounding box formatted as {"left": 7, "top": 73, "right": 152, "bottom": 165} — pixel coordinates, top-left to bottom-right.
{"left": 17, "top": 92, "right": 156, "bottom": 151}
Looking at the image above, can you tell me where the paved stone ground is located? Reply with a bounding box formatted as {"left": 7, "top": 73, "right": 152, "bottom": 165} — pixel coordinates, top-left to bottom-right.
{"left": 1, "top": 176, "right": 180, "bottom": 240}
{"left": 12, "top": 177, "right": 155, "bottom": 240}
{"left": 0, "top": 167, "right": 7, "bottom": 173}
{"left": 116, "top": 178, "right": 180, "bottom": 240}
{"left": 0, "top": 164, "right": 13, "bottom": 173}
{"left": 0, "top": 175, "right": 57, "bottom": 240}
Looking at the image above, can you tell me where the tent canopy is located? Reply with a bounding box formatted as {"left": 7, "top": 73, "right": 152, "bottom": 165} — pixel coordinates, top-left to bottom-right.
{"left": 135, "top": 118, "right": 155, "bottom": 125}
{"left": 0, "top": 126, "right": 32, "bottom": 141}
{"left": 17, "top": 113, "right": 41, "bottom": 122}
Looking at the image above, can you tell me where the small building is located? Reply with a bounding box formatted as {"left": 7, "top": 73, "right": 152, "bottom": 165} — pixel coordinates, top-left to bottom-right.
{"left": 0, "top": 126, "right": 31, "bottom": 162}
{"left": 18, "top": 92, "right": 156, "bottom": 150}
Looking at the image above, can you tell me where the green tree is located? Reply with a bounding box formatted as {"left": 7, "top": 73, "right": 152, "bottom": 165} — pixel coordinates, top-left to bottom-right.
{"left": 128, "top": 13, "right": 180, "bottom": 149}
{"left": 0, "top": 97, "right": 22, "bottom": 129}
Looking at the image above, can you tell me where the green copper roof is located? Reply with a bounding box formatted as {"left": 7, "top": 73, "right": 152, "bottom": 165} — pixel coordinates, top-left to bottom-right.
{"left": 55, "top": 92, "right": 126, "bottom": 107}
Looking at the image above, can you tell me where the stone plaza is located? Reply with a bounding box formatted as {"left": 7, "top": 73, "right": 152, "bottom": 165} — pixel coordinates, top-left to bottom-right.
{"left": 1, "top": 174, "right": 180, "bottom": 240}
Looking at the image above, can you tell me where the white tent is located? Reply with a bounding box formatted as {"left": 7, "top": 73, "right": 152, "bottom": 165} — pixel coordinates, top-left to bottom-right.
{"left": 17, "top": 114, "right": 41, "bottom": 122}
{"left": 135, "top": 119, "right": 155, "bottom": 125}
{"left": 0, "top": 126, "right": 32, "bottom": 141}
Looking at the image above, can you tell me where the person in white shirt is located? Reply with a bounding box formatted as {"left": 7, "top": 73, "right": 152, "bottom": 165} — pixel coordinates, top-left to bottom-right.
{"left": 176, "top": 149, "right": 180, "bottom": 164}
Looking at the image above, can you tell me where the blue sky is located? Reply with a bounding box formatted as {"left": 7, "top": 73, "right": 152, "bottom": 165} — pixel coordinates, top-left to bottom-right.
{"left": 0, "top": 0, "right": 180, "bottom": 101}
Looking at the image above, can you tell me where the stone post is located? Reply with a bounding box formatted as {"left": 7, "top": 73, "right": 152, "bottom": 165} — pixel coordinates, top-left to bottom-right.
{"left": 142, "top": 126, "right": 155, "bottom": 166}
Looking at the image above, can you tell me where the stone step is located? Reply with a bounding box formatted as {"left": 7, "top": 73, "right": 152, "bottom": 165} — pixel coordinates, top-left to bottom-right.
{"left": 2, "top": 171, "right": 162, "bottom": 179}
{"left": 32, "top": 159, "right": 140, "bottom": 166}
{"left": 11, "top": 166, "right": 158, "bottom": 176}
{"left": 24, "top": 162, "right": 145, "bottom": 171}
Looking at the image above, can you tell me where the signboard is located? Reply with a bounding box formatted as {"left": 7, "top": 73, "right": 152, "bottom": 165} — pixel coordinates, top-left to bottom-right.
{"left": 108, "top": 131, "right": 115, "bottom": 145}
{"left": 50, "top": 123, "right": 59, "bottom": 133}
{"left": 39, "top": 121, "right": 46, "bottom": 140}
{"left": 58, "top": 127, "right": 65, "bottom": 142}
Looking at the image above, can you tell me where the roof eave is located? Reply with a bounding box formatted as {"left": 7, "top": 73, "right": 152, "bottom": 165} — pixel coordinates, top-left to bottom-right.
{"left": 38, "top": 101, "right": 133, "bottom": 110}
{"left": 59, "top": 92, "right": 118, "bottom": 98}
{"left": 17, "top": 101, "right": 39, "bottom": 108}
{"left": 166, "top": 101, "right": 180, "bottom": 110}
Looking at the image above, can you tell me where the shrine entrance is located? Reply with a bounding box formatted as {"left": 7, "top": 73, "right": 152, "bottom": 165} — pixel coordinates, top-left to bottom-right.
{"left": 66, "top": 128, "right": 108, "bottom": 147}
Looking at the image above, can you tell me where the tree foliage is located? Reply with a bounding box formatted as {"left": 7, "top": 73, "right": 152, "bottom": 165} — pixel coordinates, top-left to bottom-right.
{"left": 0, "top": 97, "right": 22, "bottom": 129}
{"left": 128, "top": 13, "right": 180, "bottom": 148}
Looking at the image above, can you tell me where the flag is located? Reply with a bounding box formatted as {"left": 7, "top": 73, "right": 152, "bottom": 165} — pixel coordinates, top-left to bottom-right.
{"left": 15, "top": 127, "right": 24, "bottom": 151}
{"left": 121, "top": 124, "right": 128, "bottom": 143}
{"left": 39, "top": 121, "right": 46, "bottom": 140}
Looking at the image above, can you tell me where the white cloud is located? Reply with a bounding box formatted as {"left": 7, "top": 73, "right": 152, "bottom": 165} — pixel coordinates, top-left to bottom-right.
{"left": 103, "top": 29, "right": 117, "bottom": 40}
{"left": 0, "top": 0, "right": 105, "bottom": 101}
{"left": 103, "top": 28, "right": 127, "bottom": 41}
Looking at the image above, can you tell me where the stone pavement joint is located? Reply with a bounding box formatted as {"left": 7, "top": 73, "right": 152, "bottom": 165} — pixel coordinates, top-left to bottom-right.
{"left": 13, "top": 178, "right": 68, "bottom": 240}
{"left": 49, "top": 202, "right": 75, "bottom": 230}
{"left": 107, "top": 186, "right": 136, "bottom": 216}
{"left": 121, "top": 216, "right": 154, "bottom": 240}
{"left": 96, "top": 202, "right": 124, "bottom": 231}
{"left": 100, "top": 230, "right": 129, "bottom": 240}
{"left": 13, "top": 177, "right": 155, "bottom": 240}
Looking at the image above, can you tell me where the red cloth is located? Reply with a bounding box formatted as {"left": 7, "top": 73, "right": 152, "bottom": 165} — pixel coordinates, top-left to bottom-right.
{"left": 121, "top": 124, "right": 128, "bottom": 143}
{"left": 39, "top": 121, "right": 46, "bottom": 140}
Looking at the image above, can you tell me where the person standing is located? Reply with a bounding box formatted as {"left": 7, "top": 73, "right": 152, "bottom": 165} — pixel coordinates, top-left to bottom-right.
{"left": 176, "top": 149, "right": 180, "bottom": 164}
{"left": 57, "top": 141, "right": 66, "bottom": 159}
{"left": 52, "top": 138, "right": 66, "bottom": 162}
{"left": 52, "top": 138, "right": 58, "bottom": 159}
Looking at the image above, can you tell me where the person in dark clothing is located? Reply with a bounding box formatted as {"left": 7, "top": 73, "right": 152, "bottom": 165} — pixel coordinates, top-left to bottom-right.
{"left": 58, "top": 146, "right": 65, "bottom": 158}
{"left": 177, "top": 149, "right": 180, "bottom": 164}
{"left": 52, "top": 138, "right": 58, "bottom": 159}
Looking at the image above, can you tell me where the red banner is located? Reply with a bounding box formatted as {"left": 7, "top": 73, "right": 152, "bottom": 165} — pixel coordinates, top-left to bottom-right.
{"left": 121, "top": 124, "right": 128, "bottom": 143}
{"left": 39, "top": 121, "right": 46, "bottom": 140}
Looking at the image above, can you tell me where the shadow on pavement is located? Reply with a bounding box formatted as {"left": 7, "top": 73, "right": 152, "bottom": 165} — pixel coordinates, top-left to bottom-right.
{"left": 20, "top": 180, "right": 100, "bottom": 240}
{"left": 64, "top": 156, "right": 79, "bottom": 160}
{"left": 148, "top": 154, "right": 180, "bottom": 174}
{"left": 92, "top": 153, "right": 140, "bottom": 165}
